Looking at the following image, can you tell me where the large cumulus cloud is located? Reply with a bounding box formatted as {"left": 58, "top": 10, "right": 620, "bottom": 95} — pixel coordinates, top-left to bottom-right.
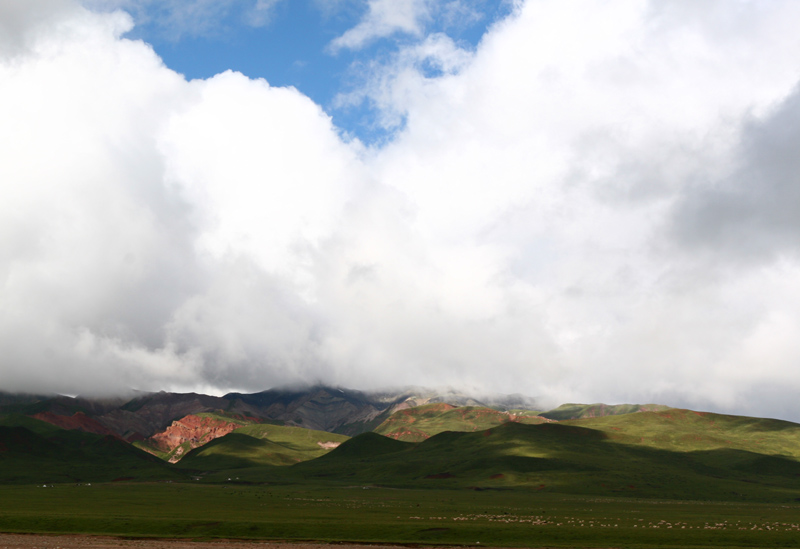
{"left": 0, "top": 0, "right": 351, "bottom": 395}
{"left": 2, "top": 0, "right": 800, "bottom": 421}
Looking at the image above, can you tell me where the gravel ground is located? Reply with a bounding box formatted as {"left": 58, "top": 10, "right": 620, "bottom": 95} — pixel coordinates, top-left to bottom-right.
{"left": 0, "top": 535, "right": 557, "bottom": 549}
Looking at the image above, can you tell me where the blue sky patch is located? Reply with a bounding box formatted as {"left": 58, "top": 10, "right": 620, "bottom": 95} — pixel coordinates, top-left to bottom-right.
{"left": 122, "top": 0, "right": 512, "bottom": 143}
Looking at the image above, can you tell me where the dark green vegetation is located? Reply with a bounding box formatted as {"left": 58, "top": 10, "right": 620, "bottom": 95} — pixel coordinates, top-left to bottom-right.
{"left": 4, "top": 403, "right": 800, "bottom": 503}
{"left": 1, "top": 483, "right": 799, "bottom": 548}
{"left": 0, "top": 415, "right": 178, "bottom": 484}
{"left": 193, "top": 416, "right": 800, "bottom": 503}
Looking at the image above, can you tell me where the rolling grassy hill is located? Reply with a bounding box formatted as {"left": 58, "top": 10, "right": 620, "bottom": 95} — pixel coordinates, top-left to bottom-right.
{"left": 0, "top": 415, "right": 181, "bottom": 484}
{"left": 540, "top": 402, "right": 669, "bottom": 420}
{"left": 132, "top": 411, "right": 266, "bottom": 462}
{"left": 175, "top": 422, "right": 350, "bottom": 470}
{"left": 196, "top": 409, "right": 800, "bottom": 502}
{"left": 562, "top": 407, "right": 800, "bottom": 457}
{"left": 373, "top": 402, "right": 548, "bottom": 441}
{"left": 4, "top": 394, "right": 800, "bottom": 504}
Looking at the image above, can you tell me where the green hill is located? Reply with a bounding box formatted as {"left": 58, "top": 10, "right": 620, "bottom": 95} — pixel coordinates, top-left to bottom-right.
{"left": 317, "top": 431, "right": 410, "bottom": 461}
{"left": 562, "top": 407, "right": 800, "bottom": 457}
{"left": 176, "top": 423, "right": 349, "bottom": 470}
{"left": 0, "top": 413, "right": 66, "bottom": 436}
{"left": 131, "top": 411, "right": 272, "bottom": 462}
{"left": 0, "top": 416, "right": 181, "bottom": 484}
{"left": 210, "top": 412, "right": 800, "bottom": 502}
{"left": 373, "top": 403, "right": 548, "bottom": 441}
{"left": 540, "top": 402, "right": 669, "bottom": 420}
{"left": 373, "top": 401, "right": 669, "bottom": 442}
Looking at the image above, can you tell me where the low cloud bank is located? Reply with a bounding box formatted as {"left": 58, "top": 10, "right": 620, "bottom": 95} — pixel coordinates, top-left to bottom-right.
{"left": 3, "top": 1, "right": 800, "bottom": 421}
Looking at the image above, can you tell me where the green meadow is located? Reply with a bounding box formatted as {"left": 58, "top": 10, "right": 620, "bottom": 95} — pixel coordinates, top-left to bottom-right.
{"left": 1, "top": 483, "right": 799, "bottom": 548}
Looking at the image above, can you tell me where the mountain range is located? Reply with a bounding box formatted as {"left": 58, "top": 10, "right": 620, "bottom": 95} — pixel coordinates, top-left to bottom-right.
{"left": 3, "top": 385, "right": 799, "bottom": 502}
{"left": 2, "top": 386, "right": 525, "bottom": 436}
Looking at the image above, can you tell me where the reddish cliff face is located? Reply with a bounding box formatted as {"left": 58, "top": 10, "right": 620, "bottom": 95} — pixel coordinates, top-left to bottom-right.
{"left": 148, "top": 415, "right": 242, "bottom": 455}
{"left": 94, "top": 393, "right": 232, "bottom": 440}
{"left": 32, "top": 412, "right": 121, "bottom": 438}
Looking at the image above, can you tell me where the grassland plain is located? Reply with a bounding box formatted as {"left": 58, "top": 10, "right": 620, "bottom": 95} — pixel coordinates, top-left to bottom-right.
{"left": 1, "top": 483, "right": 800, "bottom": 548}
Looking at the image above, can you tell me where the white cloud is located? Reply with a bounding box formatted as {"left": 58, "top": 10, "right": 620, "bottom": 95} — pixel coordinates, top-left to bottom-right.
{"left": 334, "top": 32, "right": 474, "bottom": 130}
{"left": 159, "top": 70, "right": 364, "bottom": 276}
{"left": 350, "top": 0, "right": 800, "bottom": 416}
{"left": 246, "top": 0, "right": 284, "bottom": 27}
{"left": 329, "top": 0, "right": 432, "bottom": 51}
{"left": 4, "top": 0, "right": 800, "bottom": 421}
{"left": 670, "top": 88, "right": 800, "bottom": 262}
{"left": 0, "top": 0, "right": 83, "bottom": 58}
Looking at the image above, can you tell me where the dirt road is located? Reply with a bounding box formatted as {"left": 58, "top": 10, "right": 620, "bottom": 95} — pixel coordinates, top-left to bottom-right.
{"left": 0, "top": 534, "right": 571, "bottom": 549}
{"left": 0, "top": 535, "right": 407, "bottom": 549}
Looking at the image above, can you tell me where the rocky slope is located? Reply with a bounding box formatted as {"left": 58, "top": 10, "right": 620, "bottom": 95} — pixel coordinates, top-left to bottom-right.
{"left": 142, "top": 414, "right": 248, "bottom": 462}
{"left": 96, "top": 392, "right": 231, "bottom": 441}
{"left": 223, "top": 387, "right": 408, "bottom": 434}
{"left": 0, "top": 386, "right": 687, "bottom": 469}
{"left": 0, "top": 386, "right": 547, "bottom": 440}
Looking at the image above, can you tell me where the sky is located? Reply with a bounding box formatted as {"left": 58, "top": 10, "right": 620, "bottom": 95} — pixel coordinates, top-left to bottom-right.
{"left": 2, "top": 0, "right": 800, "bottom": 421}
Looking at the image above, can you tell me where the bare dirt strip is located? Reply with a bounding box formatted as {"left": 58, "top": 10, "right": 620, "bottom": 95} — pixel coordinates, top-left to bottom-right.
{"left": 0, "top": 535, "right": 580, "bottom": 549}
{"left": 0, "top": 534, "right": 595, "bottom": 549}
{"left": 0, "top": 535, "right": 408, "bottom": 549}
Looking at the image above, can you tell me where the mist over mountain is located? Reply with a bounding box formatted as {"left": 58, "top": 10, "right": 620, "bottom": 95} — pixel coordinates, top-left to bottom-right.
{"left": 0, "top": 385, "right": 548, "bottom": 439}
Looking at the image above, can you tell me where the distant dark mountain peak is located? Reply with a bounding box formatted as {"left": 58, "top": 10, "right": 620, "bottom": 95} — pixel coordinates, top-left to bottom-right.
{"left": 223, "top": 385, "right": 409, "bottom": 434}
{"left": 1, "top": 385, "right": 671, "bottom": 446}
{"left": 0, "top": 385, "right": 548, "bottom": 440}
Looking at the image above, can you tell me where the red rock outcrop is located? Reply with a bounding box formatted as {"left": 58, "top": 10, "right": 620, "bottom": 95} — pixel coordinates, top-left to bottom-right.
{"left": 93, "top": 392, "right": 231, "bottom": 440}
{"left": 147, "top": 415, "right": 242, "bottom": 455}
